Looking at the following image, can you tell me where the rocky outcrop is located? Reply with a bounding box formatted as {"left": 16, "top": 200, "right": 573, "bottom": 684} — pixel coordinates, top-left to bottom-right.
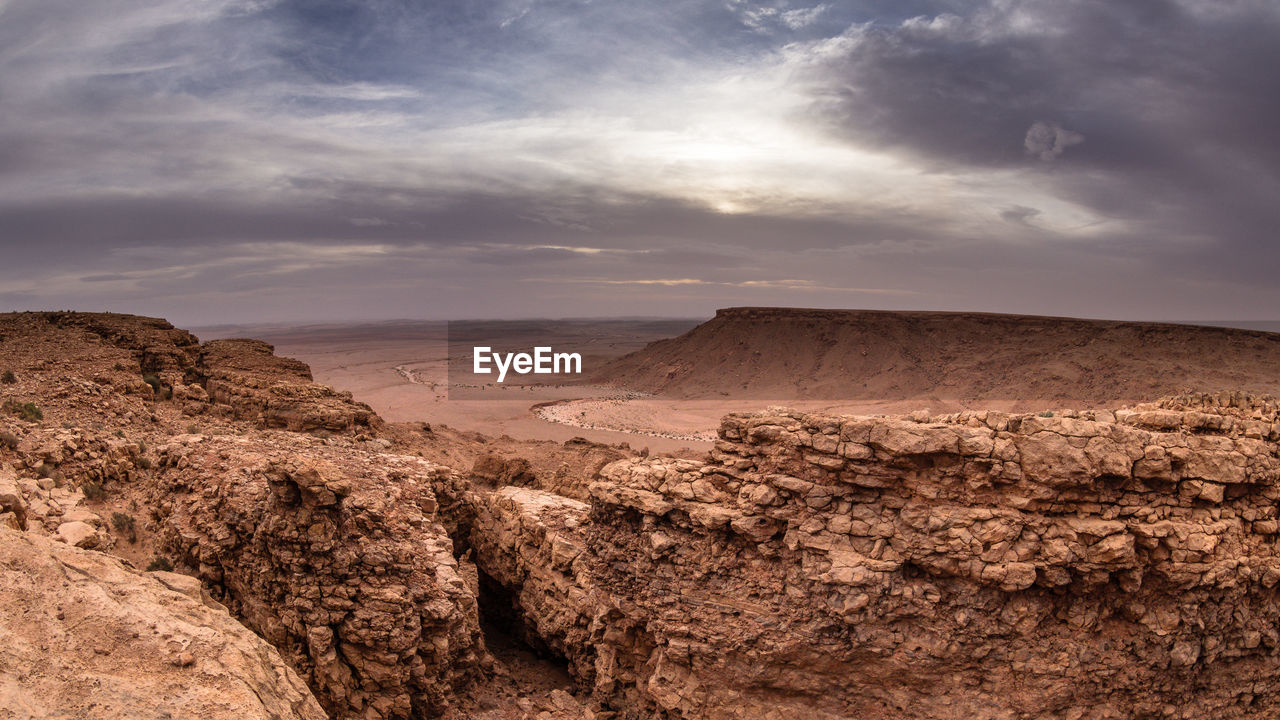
{"left": 466, "top": 486, "right": 660, "bottom": 715}
{"left": 0, "top": 312, "right": 490, "bottom": 718}
{"left": 467, "top": 438, "right": 629, "bottom": 502}
{"left": 0, "top": 312, "right": 375, "bottom": 433}
{"left": 0, "top": 429, "right": 144, "bottom": 551}
{"left": 146, "top": 433, "right": 484, "bottom": 720}
{"left": 195, "top": 339, "right": 379, "bottom": 432}
{"left": 0, "top": 527, "right": 327, "bottom": 720}
{"left": 468, "top": 393, "right": 1280, "bottom": 719}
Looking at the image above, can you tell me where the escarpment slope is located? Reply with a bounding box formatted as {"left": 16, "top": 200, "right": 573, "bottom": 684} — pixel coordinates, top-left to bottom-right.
{"left": 596, "top": 307, "right": 1280, "bottom": 408}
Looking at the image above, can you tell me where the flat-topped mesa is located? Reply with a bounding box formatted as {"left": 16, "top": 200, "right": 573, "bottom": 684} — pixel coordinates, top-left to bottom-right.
{"left": 575, "top": 393, "right": 1280, "bottom": 718}
{"left": 596, "top": 307, "right": 1280, "bottom": 406}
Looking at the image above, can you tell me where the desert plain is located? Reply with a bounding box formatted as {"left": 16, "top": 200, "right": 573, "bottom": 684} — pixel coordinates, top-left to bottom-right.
{"left": 200, "top": 308, "right": 1280, "bottom": 452}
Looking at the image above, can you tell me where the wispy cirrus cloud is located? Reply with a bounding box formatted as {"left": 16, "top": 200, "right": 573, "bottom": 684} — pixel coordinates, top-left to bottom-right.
{"left": 529, "top": 277, "right": 916, "bottom": 294}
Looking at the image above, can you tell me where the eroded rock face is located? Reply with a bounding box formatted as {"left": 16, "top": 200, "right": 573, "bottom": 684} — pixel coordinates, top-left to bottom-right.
{"left": 465, "top": 486, "right": 659, "bottom": 715}
{"left": 1, "top": 312, "right": 489, "bottom": 719}
{"left": 0, "top": 527, "right": 327, "bottom": 720}
{"left": 469, "top": 393, "right": 1280, "bottom": 719}
{"left": 146, "top": 434, "right": 484, "bottom": 720}
{"left": 0, "top": 464, "right": 26, "bottom": 530}
{"left": 0, "top": 312, "right": 376, "bottom": 434}
{"left": 196, "top": 338, "right": 379, "bottom": 432}
{"left": 13, "top": 311, "right": 1280, "bottom": 720}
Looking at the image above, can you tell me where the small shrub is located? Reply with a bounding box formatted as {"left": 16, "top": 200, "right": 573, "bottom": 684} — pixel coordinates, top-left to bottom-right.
{"left": 2, "top": 400, "right": 42, "bottom": 422}
{"left": 34, "top": 465, "right": 65, "bottom": 487}
{"left": 186, "top": 424, "right": 200, "bottom": 434}
{"left": 80, "top": 481, "right": 106, "bottom": 501}
{"left": 146, "top": 557, "right": 174, "bottom": 572}
{"left": 1036, "top": 411, "right": 1055, "bottom": 418}
{"left": 111, "top": 511, "right": 137, "bottom": 543}
{"left": 137, "top": 456, "right": 153, "bottom": 470}
{"left": 142, "top": 373, "right": 172, "bottom": 400}
{"left": 0, "top": 430, "right": 16, "bottom": 450}
{"left": 114, "top": 429, "right": 125, "bottom": 438}
{"left": 113, "top": 363, "right": 128, "bottom": 371}
{"left": 0, "top": 370, "right": 15, "bottom": 384}
{"left": 138, "top": 439, "right": 148, "bottom": 454}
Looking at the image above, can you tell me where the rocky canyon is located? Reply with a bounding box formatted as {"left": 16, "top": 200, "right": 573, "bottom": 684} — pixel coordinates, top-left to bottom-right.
{"left": 3, "top": 311, "right": 1280, "bottom": 720}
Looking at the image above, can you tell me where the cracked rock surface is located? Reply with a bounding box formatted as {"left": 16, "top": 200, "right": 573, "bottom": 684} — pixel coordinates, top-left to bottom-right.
{"left": 466, "top": 392, "right": 1280, "bottom": 719}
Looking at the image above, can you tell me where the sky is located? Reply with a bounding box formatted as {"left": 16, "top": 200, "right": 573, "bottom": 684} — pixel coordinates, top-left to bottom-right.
{"left": 0, "top": 0, "right": 1277, "bottom": 325}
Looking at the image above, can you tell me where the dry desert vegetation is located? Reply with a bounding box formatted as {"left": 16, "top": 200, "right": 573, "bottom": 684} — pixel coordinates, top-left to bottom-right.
{"left": 4, "top": 309, "right": 1280, "bottom": 720}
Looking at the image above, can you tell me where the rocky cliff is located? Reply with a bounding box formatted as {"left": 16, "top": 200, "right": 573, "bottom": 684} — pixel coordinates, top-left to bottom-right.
{"left": 467, "top": 392, "right": 1280, "bottom": 719}
{"left": 1, "top": 312, "right": 482, "bottom": 720}
{"left": 144, "top": 434, "right": 485, "bottom": 719}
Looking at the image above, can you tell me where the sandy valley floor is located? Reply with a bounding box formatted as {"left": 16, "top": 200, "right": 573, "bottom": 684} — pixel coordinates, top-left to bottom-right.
{"left": 195, "top": 319, "right": 737, "bottom": 453}
{"left": 196, "top": 313, "right": 1280, "bottom": 456}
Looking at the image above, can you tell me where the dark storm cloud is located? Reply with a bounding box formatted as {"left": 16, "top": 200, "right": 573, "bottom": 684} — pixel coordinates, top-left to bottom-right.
{"left": 808, "top": 2, "right": 1280, "bottom": 169}
{"left": 804, "top": 0, "right": 1280, "bottom": 284}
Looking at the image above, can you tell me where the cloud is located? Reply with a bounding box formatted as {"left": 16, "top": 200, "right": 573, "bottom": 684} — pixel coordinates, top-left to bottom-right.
{"left": 1000, "top": 205, "right": 1042, "bottom": 225}
{"left": 1023, "top": 121, "right": 1084, "bottom": 161}
{"left": 781, "top": 5, "right": 830, "bottom": 30}
{"left": 0, "top": 0, "right": 1277, "bottom": 323}
{"left": 795, "top": 0, "right": 1280, "bottom": 286}
{"left": 531, "top": 276, "right": 917, "bottom": 294}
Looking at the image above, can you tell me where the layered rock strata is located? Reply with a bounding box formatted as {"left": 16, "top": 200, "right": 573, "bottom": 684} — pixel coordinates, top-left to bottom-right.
{"left": 196, "top": 339, "right": 378, "bottom": 432}
{"left": 0, "top": 312, "right": 375, "bottom": 433}
{"left": 146, "top": 434, "right": 484, "bottom": 720}
{"left": 469, "top": 393, "right": 1280, "bottom": 719}
{"left": 1, "top": 313, "right": 481, "bottom": 720}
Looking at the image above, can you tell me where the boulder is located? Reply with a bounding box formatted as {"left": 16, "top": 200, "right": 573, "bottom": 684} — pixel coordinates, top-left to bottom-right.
{"left": 0, "top": 528, "right": 326, "bottom": 720}
{"left": 55, "top": 520, "right": 99, "bottom": 548}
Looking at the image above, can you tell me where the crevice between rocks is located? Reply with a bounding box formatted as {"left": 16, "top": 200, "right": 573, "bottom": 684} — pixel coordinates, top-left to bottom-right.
{"left": 476, "top": 567, "right": 576, "bottom": 687}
